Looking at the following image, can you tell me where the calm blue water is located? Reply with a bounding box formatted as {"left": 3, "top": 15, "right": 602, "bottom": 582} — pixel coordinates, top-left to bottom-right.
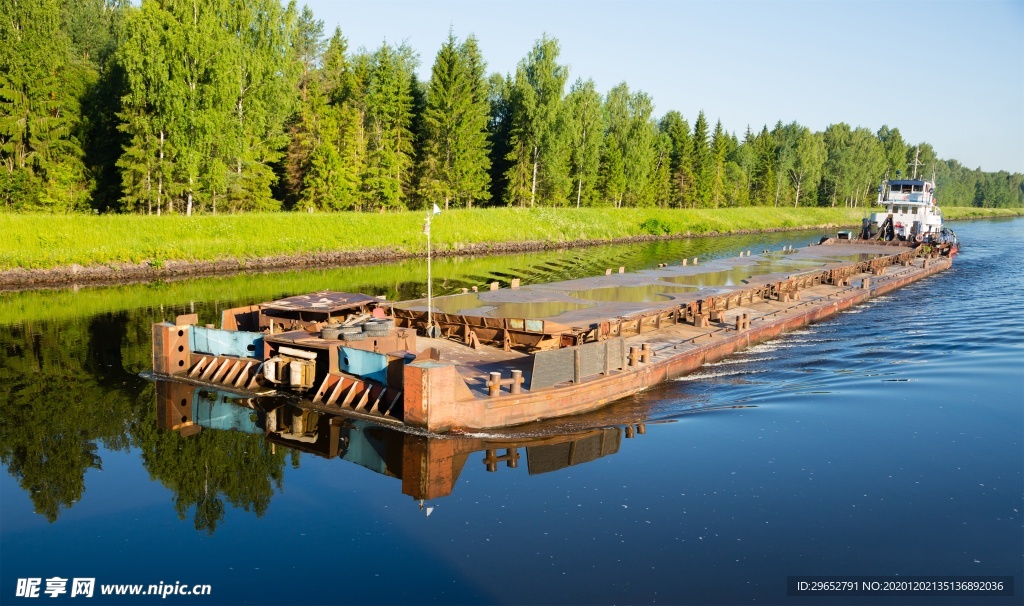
{"left": 2, "top": 219, "right": 1021, "bottom": 605}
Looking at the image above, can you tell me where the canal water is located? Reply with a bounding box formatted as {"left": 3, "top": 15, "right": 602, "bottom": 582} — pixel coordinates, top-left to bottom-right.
{"left": 1, "top": 220, "right": 1021, "bottom": 605}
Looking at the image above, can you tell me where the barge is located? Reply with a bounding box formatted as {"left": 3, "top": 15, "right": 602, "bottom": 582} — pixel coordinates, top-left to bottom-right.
{"left": 150, "top": 239, "right": 953, "bottom": 433}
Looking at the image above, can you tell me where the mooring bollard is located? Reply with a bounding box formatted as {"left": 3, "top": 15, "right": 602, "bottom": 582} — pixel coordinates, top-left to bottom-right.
{"left": 628, "top": 346, "right": 641, "bottom": 367}
{"left": 510, "top": 369, "right": 523, "bottom": 394}
{"left": 488, "top": 370, "right": 523, "bottom": 396}
{"left": 637, "top": 423, "right": 646, "bottom": 435}
{"left": 490, "top": 281, "right": 499, "bottom": 291}
{"left": 625, "top": 425, "right": 635, "bottom": 438}
{"left": 682, "top": 259, "right": 688, "bottom": 266}
{"left": 488, "top": 372, "right": 502, "bottom": 397}
{"left": 606, "top": 268, "right": 613, "bottom": 275}
{"left": 640, "top": 343, "right": 652, "bottom": 364}
{"left": 511, "top": 278, "right": 520, "bottom": 289}
{"left": 618, "top": 266, "right": 625, "bottom": 274}
{"left": 863, "top": 277, "right": 871, "bottom": 290}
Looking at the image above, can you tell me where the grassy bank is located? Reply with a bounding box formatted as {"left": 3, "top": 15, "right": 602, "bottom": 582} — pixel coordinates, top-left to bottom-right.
{"left": 1, "top": 206, "right": 1019, "bottom": 271}
{"left": 940, "top": 206, "right": 1024, "bottom": 220}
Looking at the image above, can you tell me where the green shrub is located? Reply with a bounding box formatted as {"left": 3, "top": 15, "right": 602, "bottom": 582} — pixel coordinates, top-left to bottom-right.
{"left": 639, "top": 217, "right": 672, "bottom": 235}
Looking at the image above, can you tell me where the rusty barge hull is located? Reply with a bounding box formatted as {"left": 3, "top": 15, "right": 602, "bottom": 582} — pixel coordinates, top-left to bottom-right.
{"left": 151, "top": 241, "right": 953, "bottom": 434}
{"left": 403, "top": 253, "right": 951, "bottom": 431}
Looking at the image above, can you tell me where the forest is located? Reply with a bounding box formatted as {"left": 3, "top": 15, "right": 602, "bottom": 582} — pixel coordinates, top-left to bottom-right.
{"left": 2, "top": 0, "right": 1022, "bottom": 215}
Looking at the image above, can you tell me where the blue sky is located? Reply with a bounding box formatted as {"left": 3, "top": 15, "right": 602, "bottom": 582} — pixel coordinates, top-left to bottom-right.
{"left": 303, "top": 0, "right": 1023, "bottom": 173}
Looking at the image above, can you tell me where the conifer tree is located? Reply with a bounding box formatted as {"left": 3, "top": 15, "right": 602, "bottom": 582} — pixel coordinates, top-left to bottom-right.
{"left": 651, "top": 131, "right": 673, "bottom": 207}
{"left": 0, "top": 0, "right": 87, "bottom": 210}
{"left": 418, "top": 32, "right": 491, "bottom": 210}
{"left": 362, "top": 42, "right": 416, "bottom": 210}
{"left": 690, "top": 111, "right": 712, "bottom": 207}
{"left": 710, "top": 119, "right": 728, "bottom": 207}
{"left": 486, "top": 73, "right": 513, "bottom": 205}
{"left": 750, "top": 126, "right": 776, "bottom": 206}
{"left": 659, "top": 111, "right": 691, "bottom": 207}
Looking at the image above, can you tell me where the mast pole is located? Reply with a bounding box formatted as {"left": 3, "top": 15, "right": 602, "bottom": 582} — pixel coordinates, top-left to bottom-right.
{"left": 426, "top": 211, "right": 433, "bottom": 337}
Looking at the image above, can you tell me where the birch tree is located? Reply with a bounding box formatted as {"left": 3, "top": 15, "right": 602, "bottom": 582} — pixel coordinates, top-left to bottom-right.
{"left": 504, "top": 35, "right": 567, "bottom": 206}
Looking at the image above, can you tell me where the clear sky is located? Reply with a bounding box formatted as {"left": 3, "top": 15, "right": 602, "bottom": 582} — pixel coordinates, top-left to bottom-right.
{"left": 303, "top": 0, "right": 1024, "bottom": 173}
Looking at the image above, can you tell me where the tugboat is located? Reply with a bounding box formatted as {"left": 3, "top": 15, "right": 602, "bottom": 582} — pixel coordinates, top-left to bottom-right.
{"left": 859, "top": 151, "right": 959, "bottom": 257}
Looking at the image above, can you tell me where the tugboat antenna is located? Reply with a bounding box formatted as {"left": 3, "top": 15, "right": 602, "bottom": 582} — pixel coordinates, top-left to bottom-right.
{"left": 909, "top": 146, "right": 923, "bottom": 180}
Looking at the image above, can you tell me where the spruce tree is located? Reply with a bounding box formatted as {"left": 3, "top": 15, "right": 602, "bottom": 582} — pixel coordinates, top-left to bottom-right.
{"left": 362, "top": 42, "right": 416, "bottom": 210}
{"left": 418, "top": 32, "right": 491, "bottom": 210}
{"left": 690, "top": 111, "right": 712, "bottom": 207}
{"left": 751, "top": 126, "right": 776, "bottom": 206}
{"left": 0, "top": 0, "right": 87, "bottom": 210}
{"left": 710, "top": 120, "right": 728, "bottom": 207}
{"left": 659, "top": 111, "right": 691, "bottom": 207}
{"left": 486, "top": 73, "right": 513, "bottom": 205}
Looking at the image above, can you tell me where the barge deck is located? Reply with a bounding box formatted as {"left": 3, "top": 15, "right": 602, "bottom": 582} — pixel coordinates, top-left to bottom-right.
{"left": 151, "top": 240, "right": 952, "bottom": 433}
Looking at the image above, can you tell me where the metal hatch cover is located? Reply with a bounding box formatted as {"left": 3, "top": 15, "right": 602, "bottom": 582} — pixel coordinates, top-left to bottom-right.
{"left": 260, "top": 290, "right": 379, "bottom": 313}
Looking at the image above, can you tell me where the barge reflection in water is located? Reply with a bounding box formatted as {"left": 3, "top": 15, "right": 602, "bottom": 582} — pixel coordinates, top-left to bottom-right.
{"left": 154, "top": 379, "right": 676, "bottom": 504}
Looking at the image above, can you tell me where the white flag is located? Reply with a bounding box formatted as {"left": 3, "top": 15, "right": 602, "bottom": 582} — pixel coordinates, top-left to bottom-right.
{"left": 432, "top": 203, "right": 442, "bottom": 215}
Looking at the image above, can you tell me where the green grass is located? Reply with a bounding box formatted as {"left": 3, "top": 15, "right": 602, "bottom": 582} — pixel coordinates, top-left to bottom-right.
{"left": 0, "top": 206, "right": 1019, "bottom": 271}
{"left": 940, "top": 206, "right": 1024, "bottom": 220}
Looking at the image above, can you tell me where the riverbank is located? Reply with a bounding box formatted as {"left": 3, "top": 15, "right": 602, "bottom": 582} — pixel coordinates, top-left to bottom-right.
{"left": 1, "top": 206, "right": 1019, "bottom": 289}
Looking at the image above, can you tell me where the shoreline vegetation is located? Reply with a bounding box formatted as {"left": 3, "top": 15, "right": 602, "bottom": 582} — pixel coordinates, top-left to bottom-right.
{"left": 4, "top": 1, "right": 1022, "bottom": 222}
{"left": 1, "top": 207, "right": 1019, "bottom": 289}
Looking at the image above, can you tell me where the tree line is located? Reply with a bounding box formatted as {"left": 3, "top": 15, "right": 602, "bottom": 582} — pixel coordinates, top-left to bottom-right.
{"left": 2, "top": 0, "right": 1022, "bottom": 214}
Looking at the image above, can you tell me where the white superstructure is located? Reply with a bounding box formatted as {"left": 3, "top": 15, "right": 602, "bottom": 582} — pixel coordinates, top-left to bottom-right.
{"left": 870, "top": 178, "right": 944, "bottom": 242}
